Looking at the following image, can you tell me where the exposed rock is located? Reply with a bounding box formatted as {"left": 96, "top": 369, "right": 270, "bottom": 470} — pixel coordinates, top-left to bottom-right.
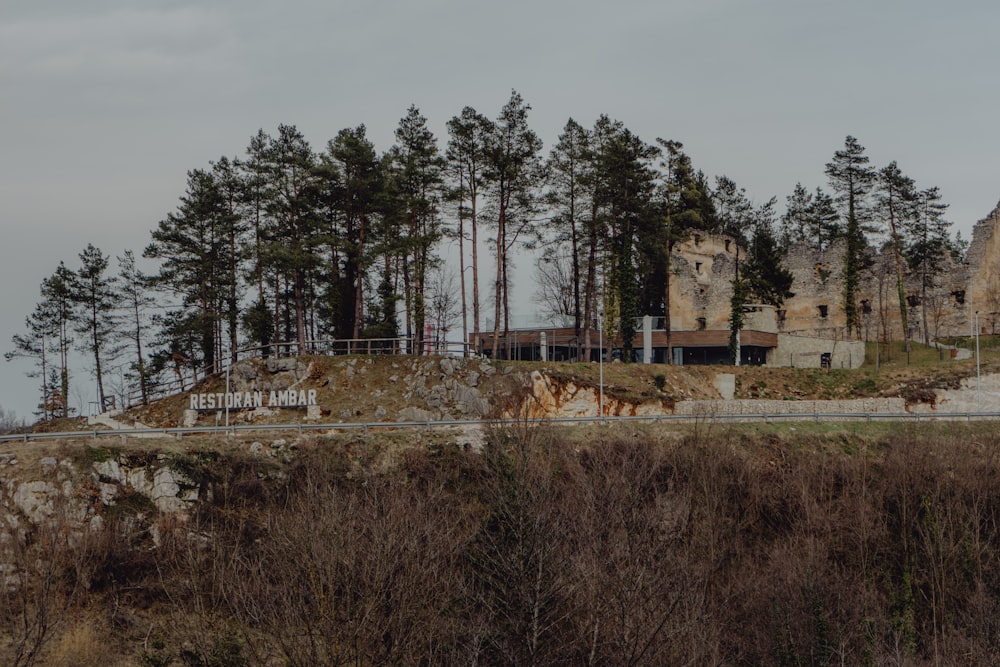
{"left": 94, "top": 460, "right": 124, "bottom": 484}
{"left": 465, "top": 371, "right": 480, "bottom": 387}
{"left": 12, "top": 481, "right": 57, "bottom": 523}
{"left": 266, "top": 357, "right": 299, "bottom": 374}
{"left": 453, "top": 385, "right": 490, "bottom": 416}
{"left": 441, "top": 357, "right": 458, "bottom": 376}
{"left": 374, "top": 405, "right": 387, "bottom": 420}
{"left": 151, "top": 468, "right": 195, "bottom": 513}
{"left": 426, "top": 385, "right": 448, "bottom": 408}
{"left": 399, "top": 407, "right": 435, "bottom": 422}
{"left": 262, "top": 371, "right": 296, "bottom": 392}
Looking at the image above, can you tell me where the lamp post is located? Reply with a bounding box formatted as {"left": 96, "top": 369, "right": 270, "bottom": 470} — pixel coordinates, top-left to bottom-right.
{"left": 976, "top": 310, "right": 982, "bottom": 411}
{"left": 598, "top": 309, "right": 604, "bottom": 418}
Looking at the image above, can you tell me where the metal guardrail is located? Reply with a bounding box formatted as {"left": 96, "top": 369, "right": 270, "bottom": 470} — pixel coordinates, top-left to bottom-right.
{"left": 2, "top": 411, "right": 998, "bottom": 444}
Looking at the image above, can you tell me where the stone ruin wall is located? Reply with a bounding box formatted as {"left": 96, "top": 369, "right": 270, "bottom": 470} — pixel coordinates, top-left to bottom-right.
{"left": 668, "top": 200, "right": 1000, "bottom": 341}
{"left": 966, "top": 201, "right": 1000, "bottom": 333}
{"left": 668, "top": 233, "right": 739, "bottom": 330}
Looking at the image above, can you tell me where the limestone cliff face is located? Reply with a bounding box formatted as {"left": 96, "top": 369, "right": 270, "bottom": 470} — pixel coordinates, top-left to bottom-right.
{"left": 517, "top": 370, "right": 673, "bottom": 419}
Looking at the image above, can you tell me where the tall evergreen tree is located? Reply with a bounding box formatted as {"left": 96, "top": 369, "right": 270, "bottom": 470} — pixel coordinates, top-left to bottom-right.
{"left": 386, "top": 106, "right": 444, "bottom": 352}
{"left": 446, "top": 107, "right": 491, "bottom": 353}
{"left": 483, "top": 90, "right": 543, "bottom": 357}
{"left": 240, "top": 130, "right": 275, "bottom": 309}
{"left": 743, "top": 200, "right": 794, "bottom": 307}
{"left": 325, "top": 126, "right": 382, "bottom": 339}
{"left": 73, "top": 244, "right": 120, "bottom": 412}
{"left": 544, "top": 118, "right": 592, "bottom": 356}
{"left": 656, "top": 139, "right": 718, "bottom": 362}
{"left": 211, "top": 156, "right": 247, "bottom": 362}
{"left": 117, "top": 250, "right": 155, "bottom": 406}
{"left": 907, "top": 186, "right": 952, "bottom": 344}
{"left": 825, "top": 136, "right": 875, "bottom": 338}
{"left": 145, "top": 168, "right": 229, "bottom": 375}
{"left": 712, "top": 175, "right": 753, "bottom": 246}
{"left": 595, "top": 126, "right": 658, "bottom": 360}
{"left": 875, "top": 161, "right": 918, "bottom": 350}
{"left": 781, "top": 184, "right": 840, "bottom": 250}
{"left": 260, "top": 125, "right": 320, "bottom": 350}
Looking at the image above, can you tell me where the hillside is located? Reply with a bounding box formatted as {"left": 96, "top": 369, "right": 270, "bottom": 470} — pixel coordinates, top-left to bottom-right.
{"left": 100, "top": 338, "right": 994, "bottom": 431}
{"left": 3, "top": 339, "right": 1000, "bottom": 664}
{"left": 4, "top": 418, "right": 1000, "bottom": 664}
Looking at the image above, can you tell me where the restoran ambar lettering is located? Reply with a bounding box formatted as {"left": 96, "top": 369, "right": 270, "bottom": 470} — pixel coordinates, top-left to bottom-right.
{"left": 189, "top": 389, "right": 318, "bottom": 410}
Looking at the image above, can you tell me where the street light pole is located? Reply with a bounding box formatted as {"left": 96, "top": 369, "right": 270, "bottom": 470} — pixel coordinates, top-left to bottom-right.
{"left": 976, "top": 310, "right": 981, "bottom": 411}
{"left": 598, "top": 309, "right": 604, "bottom": 418}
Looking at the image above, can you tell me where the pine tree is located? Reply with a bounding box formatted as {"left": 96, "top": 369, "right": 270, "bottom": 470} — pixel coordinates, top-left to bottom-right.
{"left": 73, "top": 244, "right": 120, "bottom": 412}
{"left": 483, "top": 90, "right": 543, "bottom": 357}
{"left": 825, "top": 136, "right": 875, "bottom": 338}
{"left": 6, "top": 301, "right": 56, "bottom": 420}
{"left": 596, "top": 126, "right": 658, "bottom": 360}
{"left": 446, "top": 107, "right": 491, "bottom": 354}
{"left": 145, "top": 168, "right": 229, "bottom": 375}
{"left": 906, "top": 187, "right": 951, "bottom": 344}
{"left": 656, "top": 139, "right": 718, "bottom": 363}
{"left": 781, "top": 184, "right": 840, "bottom": 250}
{"left": 325, "top": 126, "right": 382, "bottom": 339}
{"left": 260, "top": 125, "right": 321, "bottom": 350}
{"left": 544, "top": 118, "right": 592, "bottom": 355}
{"left": 386, "top": 106, "right": 444, "bottom": 352}
{"left": 875, "top": 161, "right": 918, "bottom": 351}
{"left": 211, "top": 156, "right": 247, "bottom": 362}
{"left": 743, "top": 200, "right": 794, "bottom": 307}
{"left": 117, "top": 250, "right": 154, "bottom": 406}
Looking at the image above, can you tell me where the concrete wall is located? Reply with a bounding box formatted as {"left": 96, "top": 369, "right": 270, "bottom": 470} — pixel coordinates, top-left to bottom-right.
{"left": 674, "top": 397, "right": 905, "bottom": 415}
{"left": 769, "top": 333, "right": 866, "bottom": 369}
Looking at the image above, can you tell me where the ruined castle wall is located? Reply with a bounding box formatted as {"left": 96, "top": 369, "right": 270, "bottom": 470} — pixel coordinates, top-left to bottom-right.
{"left": 780, "top": 240, "right": 848, "bottom": 336}
{"left": 770, "top": 333, "right": 866, "bottom": 369}
{"left": 665, "top": 205, "right": 997, "bottom": 344}
{"left": 669, "top": 233, "right": 739, "bottom": 330}
{"left": 964, "top": 201, "right": 1000, "bottom": 332}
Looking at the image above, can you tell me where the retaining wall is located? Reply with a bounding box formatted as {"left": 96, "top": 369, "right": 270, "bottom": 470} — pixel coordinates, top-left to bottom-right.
{"left": 673, "top": 397, "right": 905, "bottom": 416}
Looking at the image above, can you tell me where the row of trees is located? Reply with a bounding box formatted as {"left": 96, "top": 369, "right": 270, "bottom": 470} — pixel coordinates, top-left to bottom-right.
{"left": 782, "top": 136, "right": 956, "bottom": 346}
{"left": 5, "top": 246, "right": 146, "bottom": 418}
{"left": 8, "top": 93, "right": 960, "bottom": 419}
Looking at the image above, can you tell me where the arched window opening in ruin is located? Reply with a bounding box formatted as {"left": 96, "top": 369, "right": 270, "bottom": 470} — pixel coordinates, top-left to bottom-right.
{"left": 907, "top": 295, "right": 920, "bottom": 308}
{"left": 725, "top": 239, "right": 731, "bottom": 252}
{"left": 695, "top": 261, "right": 703, "bottom": 274}
{"left": 861, "top": 299, "right": 872, "bottom": 314}
{"left": 697, "top": 317, "right": 707, "bottom": 330}
{"left": 818, "top": 304, "right": 828, "bottom": 318}
{"left": 952, "top": 290, "right": 966, "bottom": 305}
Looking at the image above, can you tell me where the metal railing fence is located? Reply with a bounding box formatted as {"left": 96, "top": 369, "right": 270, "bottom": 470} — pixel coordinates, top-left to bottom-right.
{"left": 3, "top": 411, "right": 998, "bottom": 444}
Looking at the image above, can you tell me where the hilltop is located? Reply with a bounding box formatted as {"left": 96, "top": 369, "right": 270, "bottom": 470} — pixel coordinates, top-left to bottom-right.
{"left": 102, "top": 338, "right": 996, "bottom": 431}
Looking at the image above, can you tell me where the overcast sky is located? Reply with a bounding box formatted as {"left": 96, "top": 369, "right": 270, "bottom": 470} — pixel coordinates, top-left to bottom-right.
{"left": 2, "top": 0, "right": 998, "bottom": 421}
